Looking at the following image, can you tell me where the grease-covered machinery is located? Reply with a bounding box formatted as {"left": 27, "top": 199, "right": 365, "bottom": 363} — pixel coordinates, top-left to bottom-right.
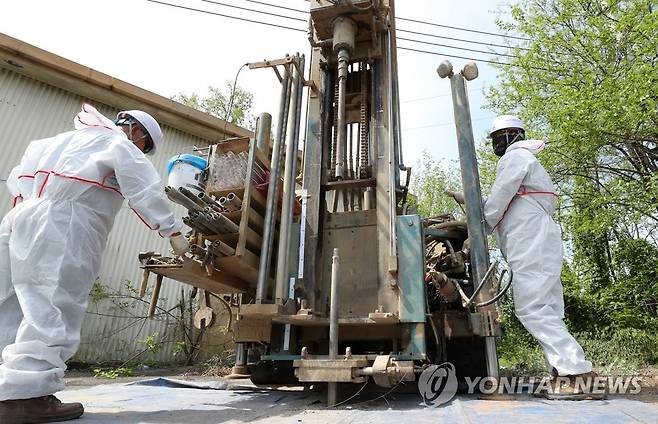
{"left": 141, "top": 0, "right": 509, "bottom": 403}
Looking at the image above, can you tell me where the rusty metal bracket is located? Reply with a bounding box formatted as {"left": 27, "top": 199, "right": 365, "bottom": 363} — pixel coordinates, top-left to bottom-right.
{"left": 248, "top": 56, "right": 294, "bottom": 70}
{"left": 471, "top": 310, "right": 501, "bottom": 337}
{"left": 293, "top": 357, "right": 368, "bottom": 383}
{"left": 249, "top": 55, "right": 318, "bottom": 95}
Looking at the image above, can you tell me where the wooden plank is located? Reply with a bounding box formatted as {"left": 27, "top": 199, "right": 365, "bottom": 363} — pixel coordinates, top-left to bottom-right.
{"left": 233, "top": 319, "right": 271, "bottom": 343}
{"left": 217, "top": 209, "right": 265, "bottom": 234}
{"left": 221, "top": 210, "right": 242, "bottom": 224}
{"left": 206, "top": 226, "right": 262, "bottom": 253}
{"left": 143, "top": 259, "right": 249, "bottom": 294}
{"left": 209, "top": 137, "right": 269, "bottom": 172}
{"left": 217, "top": 256, "right": 260, "bottom": 285}
{"left": 213, "top": 137, "right": 251, "bottom": 154}
{"left": 237, "top": 140, "right": 257, "bottom": 257}
{"left": 208, "top": 186, "right": 272, "bottom": 218}
{"left": 208, "top": 187, "right": 245, "bottom": 201}
{"left": 239, "top": 304, "right": 285, "bottom": 319}
{"left": 217, "top": 254, "right": 262, "bottom": 285}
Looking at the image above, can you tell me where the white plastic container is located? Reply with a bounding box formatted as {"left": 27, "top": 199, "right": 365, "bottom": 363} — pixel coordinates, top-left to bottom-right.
{"left": 166, "top": 154, "right": 208, "bottom": 195}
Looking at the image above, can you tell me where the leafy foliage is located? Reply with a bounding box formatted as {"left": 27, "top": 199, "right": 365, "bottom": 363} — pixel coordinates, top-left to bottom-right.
{"left": 172, "top": 81, "right": 255, "bottom": 129}
{"left": 93, "top": 367, "right": 133, "bottom": 379}
{"left": 84, "top": 281, "right": 206, "bottom": 367}
{"left": 487, "top": 0, "right": 658, "bottom": 339}
{"left": 411, "top": 0, "right": 658, "bottom": 373}
{"left": 409, "top": 151, "right": 464, "bottom": 219}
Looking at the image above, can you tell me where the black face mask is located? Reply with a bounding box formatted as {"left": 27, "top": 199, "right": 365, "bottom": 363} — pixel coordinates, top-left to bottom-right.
{"left": 491, "top": 130, "right": 525, "bottom": 157}
{"left": 492, "top": 134, "right": 510, "bottom": 157}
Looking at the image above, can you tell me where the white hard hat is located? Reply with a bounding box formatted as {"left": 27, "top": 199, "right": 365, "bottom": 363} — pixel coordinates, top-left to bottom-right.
{"left": 489, "top": 115, "right": 525, "bottom": 137}
{"left": 116, "top": 110, "right": 163, "bottom": 155}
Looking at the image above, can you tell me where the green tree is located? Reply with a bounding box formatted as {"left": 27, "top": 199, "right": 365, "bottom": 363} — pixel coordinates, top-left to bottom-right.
{"left": 488, "top": 0, "right": 658, "bottom": 330}
{"left": 172, "top": 81, "right": 255, "bottom": 129}
{"left": 410, "top": 151, "right": 464, "bottom": 218}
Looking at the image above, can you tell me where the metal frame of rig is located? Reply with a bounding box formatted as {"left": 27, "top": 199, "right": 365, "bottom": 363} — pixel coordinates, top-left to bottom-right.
{"left": 141, "top": 0, "right": 511, "bottom": 404}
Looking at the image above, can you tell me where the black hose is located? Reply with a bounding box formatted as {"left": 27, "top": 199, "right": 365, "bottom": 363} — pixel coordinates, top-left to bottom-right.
{"left": 464, "top": 261, "right": 498, "bottom": 307}
{"left": 476, "top": 268, "right": 513, "bottom": 308}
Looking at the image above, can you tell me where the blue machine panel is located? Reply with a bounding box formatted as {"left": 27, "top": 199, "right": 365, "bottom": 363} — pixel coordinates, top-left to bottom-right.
{"left": 396, "top": 215, "right": 426, "bottom": 323}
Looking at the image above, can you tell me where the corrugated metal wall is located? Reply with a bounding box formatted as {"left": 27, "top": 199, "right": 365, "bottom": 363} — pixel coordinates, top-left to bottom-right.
{"left": 0, "top": 67, "right": 215, "bottom": 363}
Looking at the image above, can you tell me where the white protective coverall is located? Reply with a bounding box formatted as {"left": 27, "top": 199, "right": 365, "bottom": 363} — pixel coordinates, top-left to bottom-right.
{"left": 483, "top": 139, "right": 592, "bottom": 376}
{"left": 0, "top": 104, "right": 182, "bottom": 400}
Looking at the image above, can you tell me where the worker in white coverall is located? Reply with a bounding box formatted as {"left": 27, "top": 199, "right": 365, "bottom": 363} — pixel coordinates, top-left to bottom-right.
{"left": 447, "top": 115, "right": 601, "bottom": 400}
{"left": 0, "top": 104, "right": 190, "bottom": 423}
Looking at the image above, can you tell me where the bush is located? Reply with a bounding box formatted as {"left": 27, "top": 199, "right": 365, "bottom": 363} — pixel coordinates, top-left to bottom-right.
{"left": 497, "top": 296, "right": 658, "bottom": 376}
{"left": 576, "top": 328, "right": 658, "bottom": 375}
{"left": 497, "top": 300, "right": 547, "bottom": 376}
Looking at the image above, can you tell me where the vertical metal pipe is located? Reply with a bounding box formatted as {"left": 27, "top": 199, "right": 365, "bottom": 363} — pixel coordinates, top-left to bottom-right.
{"left": 384, "top": 32, "right": 398, "bottom": 259}
{"left": 235, "top": 343, "right": 247, "bottom": 365}
{"left": 348, "top": 123, "right": 354, "bottom": 178}
{"left": 279, "top": 70, "right": 294, "bottom": 167}
{"left": 302, "top": 65, "right": 333, "bottom": 313}
{"left": 229, "top": 343, "right": 249, "bottom": 376}
{"left": 328, "top": 247, "right": 340, "bottom": 406}
{"left": 449, "top": 72, "right": 499, "bottom": 378}
{"left": 386, "top": 4, "right": 408, "bottom": 174}
{"left": 256, "top": 66, "right": 292, "bottom": 304}
{"left": 334, "top": 48, "right": 350, "bottom": 180}
{"left": 255, "top": 112, "right": 272, "bottom": 151}
{"left": 329, "top": 248, "right": 340, "bottom": 358}
{"left": 386, "top": 30, "right": 400, "bottom": 189}
{"left": 275, "top": 54, "right": 304, "bottom": 304}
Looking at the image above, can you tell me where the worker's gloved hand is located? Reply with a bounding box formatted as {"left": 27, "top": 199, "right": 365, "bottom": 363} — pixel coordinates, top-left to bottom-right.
{"left": 169, "top": 233, "right": 190, "bottom": 256}
{"left": 444, "top": 190, "right": 465, "bottom": 204}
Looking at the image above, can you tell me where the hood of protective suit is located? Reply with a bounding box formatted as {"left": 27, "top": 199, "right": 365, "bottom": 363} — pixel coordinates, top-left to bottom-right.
{"left": 506, "top": 139, "right": 546, "bottom": 156}
{"left": 74, "top": 103, "right": 125, "bottom": 137}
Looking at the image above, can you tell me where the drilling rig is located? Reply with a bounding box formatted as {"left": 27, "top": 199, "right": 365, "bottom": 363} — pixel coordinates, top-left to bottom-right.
{"left": 141, "top": 0, "right": 509, "bottom": 404}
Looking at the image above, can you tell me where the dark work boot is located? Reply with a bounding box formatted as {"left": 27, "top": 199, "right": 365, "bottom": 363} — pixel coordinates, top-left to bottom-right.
{"left": 538, "top": 372, "right": 607, "bottom": 400}
{"left": 0, "top": 395, "right": 84, "bottom": 423}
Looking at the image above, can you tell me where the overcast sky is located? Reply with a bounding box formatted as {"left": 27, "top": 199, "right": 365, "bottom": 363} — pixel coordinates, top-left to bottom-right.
{"left": 1, "top": 0, "right": 516, "bottom": 166}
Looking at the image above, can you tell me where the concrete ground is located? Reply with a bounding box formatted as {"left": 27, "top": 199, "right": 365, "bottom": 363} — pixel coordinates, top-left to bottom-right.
{"left": 59, "top": 373, "right": 658, "bottom": 423}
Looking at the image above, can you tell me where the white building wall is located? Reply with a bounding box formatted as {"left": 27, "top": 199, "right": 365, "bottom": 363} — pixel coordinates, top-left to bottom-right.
{"left": 0, "top": 67, "right": 213, "bottom": 362}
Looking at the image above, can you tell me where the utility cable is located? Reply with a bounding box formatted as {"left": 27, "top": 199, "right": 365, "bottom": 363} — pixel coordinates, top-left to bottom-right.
{"left": 244, "top": 0, "right": 308, "bottom": 14}
{"left": 397, "top": 45, "right": 510, "bottom": 66}
{"left": 397, "top": 28, "right": 530, "bottom": 52}
{"left": 157, "top": 0, "right": 528, "bottom": 52}
{"left": 326, "top": 379, "right": 370, "bottom": 408}
{"left": 397, "top": 45, "right": 554, "bottom": 71}
{"left": 223, "top": 63, "right": 249, "bottom": 137}
{"left": 401, "top": 83, "right": 484, "bottom": 103}
{"left": 146, "top": 0, "right": 526, "bottom": 66}
{"left": 200, "top": 0, "right": 307, "bottom": 22}
{"left": 296, "top": 0, "right": 530, "bottom": 41}
{"left": 146, "top": 0, "right": 307, "bottom": 32}
{"left": 397, "top": 36, "right": 518, "bottom": 59}
{"left": 397, "top": 16, "right": 531, "bottom": 41}
{"left": 402, "top": 115, "right": 495, "bottom": 132}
